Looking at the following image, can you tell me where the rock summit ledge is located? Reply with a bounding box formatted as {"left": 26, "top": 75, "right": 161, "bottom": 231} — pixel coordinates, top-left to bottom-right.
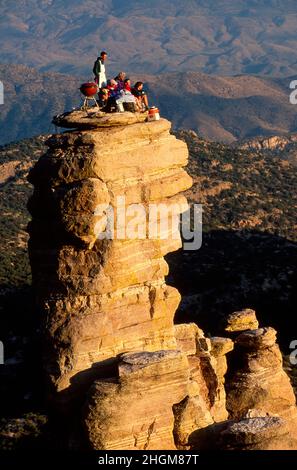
{"left": 53, "top": 109, "right": 148, "bottom": 130}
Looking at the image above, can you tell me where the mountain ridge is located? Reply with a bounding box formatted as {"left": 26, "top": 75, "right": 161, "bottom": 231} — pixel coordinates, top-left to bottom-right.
{"left": 1, "top": 1, "right": 297, "bottom": 77}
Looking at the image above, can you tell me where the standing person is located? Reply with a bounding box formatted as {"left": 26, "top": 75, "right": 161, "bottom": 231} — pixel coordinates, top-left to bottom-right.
{"left": 93, "top": 51, "right": 108, "bottom": 88}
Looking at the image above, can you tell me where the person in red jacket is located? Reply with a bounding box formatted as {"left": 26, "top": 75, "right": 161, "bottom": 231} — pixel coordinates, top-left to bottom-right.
{"left": 107, "top": 79, "right": 118, "bottom": 95}
{"left": 124, "top": 78, "right": 131, "bottom": 92}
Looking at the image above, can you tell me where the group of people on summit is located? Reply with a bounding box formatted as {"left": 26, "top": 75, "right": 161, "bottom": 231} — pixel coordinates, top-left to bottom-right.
{"left": 93, "top": 51, "right": 149, "bottom": 112}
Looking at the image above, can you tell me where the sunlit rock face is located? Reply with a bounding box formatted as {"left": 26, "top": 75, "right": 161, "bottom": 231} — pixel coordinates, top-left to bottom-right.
{"left": 28, "top": 117, "right": 192, "bottom": 396}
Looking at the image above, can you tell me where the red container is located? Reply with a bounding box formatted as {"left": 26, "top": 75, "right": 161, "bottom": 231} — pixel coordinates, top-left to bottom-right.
{"left": 148, "top": 106, "right": 160, "bottom": 121}
{"left": 148, "top": 106, "right": 159, "bottom": 115}
{"left": 80, "top": 82, "right": 98, "bottom": 97}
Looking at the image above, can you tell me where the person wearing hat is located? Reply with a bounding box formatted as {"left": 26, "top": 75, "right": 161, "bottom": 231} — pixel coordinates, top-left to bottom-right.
{"left": 93, "top": 51, "right": 108, "bottom": 88}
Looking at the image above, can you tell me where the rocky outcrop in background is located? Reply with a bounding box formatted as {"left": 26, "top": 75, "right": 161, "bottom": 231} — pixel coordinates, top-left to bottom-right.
{"left": 27, "top": 113, "right": 297, "bottom": 450}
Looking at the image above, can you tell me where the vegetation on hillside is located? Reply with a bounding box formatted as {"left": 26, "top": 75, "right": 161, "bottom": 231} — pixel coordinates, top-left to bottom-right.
{"left": 178, "top": 130, "right": 297, "bottom": 241}
{"left": 167, "top": 130, "right": 297, "bottom": 350}
{"left": 0, "top": 136, "right": 47, "bottom": 290}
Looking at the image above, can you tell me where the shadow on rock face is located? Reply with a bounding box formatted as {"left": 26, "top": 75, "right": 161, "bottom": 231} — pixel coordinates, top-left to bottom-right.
{"left": 188, "top": 416, "right": 296, "bottom": 451}
{"left": 166, "top": 229, "right": 297, "bottom": 350}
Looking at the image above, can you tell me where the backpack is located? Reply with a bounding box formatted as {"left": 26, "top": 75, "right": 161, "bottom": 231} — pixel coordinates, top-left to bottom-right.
{"left": 123, "top": 102, "right": 137, "bottom": 113}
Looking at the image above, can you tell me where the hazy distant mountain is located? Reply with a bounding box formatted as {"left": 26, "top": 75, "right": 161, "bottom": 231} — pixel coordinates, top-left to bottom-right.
{"left": 0, "top": 64, "right": 79, "bottom": 145}
{"left": 145, "top": 71, "right": 297, "bottom": 142}
{"left": 0, "top": 63, "right": 296, "bottom": 145}
{"left": 1, "top": 1, "right": 297, "bottom": 77}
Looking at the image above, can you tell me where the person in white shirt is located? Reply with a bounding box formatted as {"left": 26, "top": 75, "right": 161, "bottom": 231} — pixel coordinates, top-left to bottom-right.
{"left": 93, "top": 51, "right": 108, "bottom": 88}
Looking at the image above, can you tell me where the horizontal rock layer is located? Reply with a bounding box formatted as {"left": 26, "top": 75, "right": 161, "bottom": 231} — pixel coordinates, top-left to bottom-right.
{"left": 83, "top": 325, "right": 233, "bottom": 450}
{"left": 225, "top": 326, "right": 297, "bottom": 446}
{"left": 28, "top": 118, "right": 193, "bottom": 396}
{"left": 83, "top": 350, "right": 190, "bottom": 450}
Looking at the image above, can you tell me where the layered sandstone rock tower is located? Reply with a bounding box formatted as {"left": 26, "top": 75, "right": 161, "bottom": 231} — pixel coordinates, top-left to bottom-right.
{"left": 27, "top": 112, "right": 297, "bottom": 450}
{"left": 28, "top": 116, "right": 192, "bottom": 394}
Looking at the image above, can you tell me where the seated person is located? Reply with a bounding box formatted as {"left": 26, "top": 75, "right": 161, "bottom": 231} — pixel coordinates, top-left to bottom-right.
{"left": 102, "top": 79, "right": 136, "bottom": 112}
{"left": 123, "top": 78, "right": 131, "bottom": 92}
{"left": 107, "top": 79, "right": 118, "bottom": 94}
{"left": 114, "top": 72, "right": 126, "bottom": 90}
{"left": 101, "top": 84, "right": 119, "bottom": 112}
{"left": 98, "top": 87, "right": 109, "bottom": 108}
{"left": 115, "top": 88, "right": 137, "bottom": 112}
{"left": 132, "top": 81, "right": 149, "bottom": 111}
